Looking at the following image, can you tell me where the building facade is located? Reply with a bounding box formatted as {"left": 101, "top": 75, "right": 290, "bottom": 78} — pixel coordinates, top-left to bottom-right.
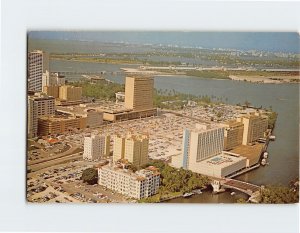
{"left": 37, "top": 115, "right": 86, "bottom": 136}
{"left": 221, "top": 120, "right": 244, "bottom": 150}
{"left": 98, "top": 165, "right": 160, "bottom": 199}
{"left": 237, "top": 114, "right": 268, "bottom": 145}
{"left": 59, "top": 85, "right": 82, "bottom": 101}
{"left": 113, "top": 133, "right": 149, "bottom": 168}
{"left": 113, "top": 135, "right": 126, "bottom": 163}
{"left": 42, "top": 72, "right": 65, "bottom": 91}
{"left": 28, "top": 93, "right": 55, "bottom": 138}
{"left": 83, "top": 135, "right": 108, "bottom": 160}
{"left": 43, "top": 85, "right": 60, "bottom": 98}
{"left": 124, "top": 134, "right": 149, "bottom": 168}
{"left": 125, "top": 76, "right": 154, "bottom": 111}
{"left": 171, "top": 124, "right": 225, "bottom": 173}
{"left": 28, "top": 50, "right": 45, "bottom": 92}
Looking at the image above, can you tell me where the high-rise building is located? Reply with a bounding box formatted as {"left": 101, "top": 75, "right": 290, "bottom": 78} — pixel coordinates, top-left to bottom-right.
{"left": 221, "top": 120, "right": 244, "bottom": 150}
{"left": 113, "top": 135, "right": 126, "bottom": 163}
{"left": 28, "top": 50, "right": 47, "bottom": 92}
{"left": 124, "top": 134, "right": 149, "bottom": 168}
{"left": 27, "top": 93, "right": 55, "bottom": 138}
{"left": 59, "top": 85, "right": 82, "bottom": 101}
{"left": 98, "top": 165, "right": 160, "bottom": 200}
{"left": 237, "top": 113, "right": 268, "bottom": 145}
{"left": 171, "top": 124, "right": 225, "bottom": 173}
{"left": 113, "top": 133, "right": 149, "bottom": 168}
{"left": 125, "top": 76, "right": 154, "bottom": 111}
{"left": 83, "top": 135, "right": 108, "bottom": 161}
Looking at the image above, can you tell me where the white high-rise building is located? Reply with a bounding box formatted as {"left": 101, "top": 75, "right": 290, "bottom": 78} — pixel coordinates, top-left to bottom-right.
{"left": 171, "top": 124, "right": 225, "bottom": 173}
{"left": 27, "top": 93, "right": 55, "bottom": 138}
{"left": 83, "top": 135, "right": 109, "bottom": 160}
{"left": 28, "top": 50, "right": 48, "bottom": 92}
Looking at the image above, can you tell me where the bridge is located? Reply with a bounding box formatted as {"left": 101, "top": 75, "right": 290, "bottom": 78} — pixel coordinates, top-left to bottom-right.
{"left": 212, "top": 178, "right": 261, "bottom": 196}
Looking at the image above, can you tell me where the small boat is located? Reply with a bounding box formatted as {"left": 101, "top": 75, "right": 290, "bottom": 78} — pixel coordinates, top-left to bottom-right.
{"left": 263, "top": 152, "right": 268, "bottom": 159}
{"left": 269, "top": 135, "right": 276, "bottom": 141}
{"left": 182, "top": 192, "right": 194, "bottom": 198}
{"left": 192, "top": 189, "right": 203, "bottom": 195}
{"left": 230, "top": 192, "right": 236, "bottom": 196}
{"left": 261, "top": 158, "right": 267, "bottom": 166}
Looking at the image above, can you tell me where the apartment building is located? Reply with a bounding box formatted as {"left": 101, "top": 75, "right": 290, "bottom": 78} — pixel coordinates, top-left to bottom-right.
{"left": 113, "top": 133, "right": 149, "bottom": 168}
{"left": 27, "top": 93, "right": 55, "bottom": 138}
{"left": 98, "top": 165, "right": 160, "bottom": 200}
{"left": 83, "top": 135, "right": 110, "bottom": 160}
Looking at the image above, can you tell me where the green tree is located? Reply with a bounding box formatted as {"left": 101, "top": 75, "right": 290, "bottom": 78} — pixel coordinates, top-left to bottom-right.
{"left": 81, "top": 168, "right": 98, "bottom": 185}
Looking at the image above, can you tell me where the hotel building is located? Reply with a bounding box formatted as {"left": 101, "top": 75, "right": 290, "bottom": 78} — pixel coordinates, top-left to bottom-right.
{"left": 221, "top": 120, "right": 244, "bottom": 150}
{"left": 237, "top": 113, "right": 268, "bottom": 145}
{"left": 28, "top": 93, "right": 55, "bottom": 138}
{"left": 171, "top": 123, "right": 225, "bottom": 173}
{"left": 98, "top": 165, "right": 160, "bottom": 200}
{"left": 83, "top": 135, "right": 110, "bottom": 160}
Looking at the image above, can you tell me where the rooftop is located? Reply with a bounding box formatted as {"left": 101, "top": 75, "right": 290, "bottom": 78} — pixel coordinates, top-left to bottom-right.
{"left": 198, "top": 152, "right": 246, "bottom": 169}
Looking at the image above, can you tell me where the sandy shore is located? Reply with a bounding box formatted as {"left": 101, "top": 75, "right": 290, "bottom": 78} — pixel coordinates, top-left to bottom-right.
{"left": 229, "top": 75, "right": 300, "bottom": 84}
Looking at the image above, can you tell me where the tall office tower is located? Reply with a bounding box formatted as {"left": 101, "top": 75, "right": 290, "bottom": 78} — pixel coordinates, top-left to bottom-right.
{"left": 124, "top": 76, "right": 154, "bottom": 111}
{"left": 113, "top": 135, "right": 126, "bottom": 163}
{"left": 83, "top": 135, "right": 107, "bottom": 161}
{"left": 124, "top": 134, "right": 149, "bottom": 168}
{"left": 59, "top": 85, "right": 82, "bottom": 101}
{"left": 237, "top": 114, "right": 268, "bottom": 145}
{"left": 221, "top": 120, "right": 244, "bottom": 150}
{"left": 171, "top": 124, "right": 224, "bottom": 172}
{"left": 27, "top": 93, "right": 55, "bottom": 138}
{"left": 28, "top": 50, "right": 48, "bottom": 92}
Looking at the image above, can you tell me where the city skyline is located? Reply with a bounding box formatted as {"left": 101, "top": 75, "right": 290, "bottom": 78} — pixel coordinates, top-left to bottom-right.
{"left": 26, "top": 31, "right": 299, "bottom": 205}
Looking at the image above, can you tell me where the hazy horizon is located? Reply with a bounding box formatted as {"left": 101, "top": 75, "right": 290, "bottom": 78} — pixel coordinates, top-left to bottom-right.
{"left": 28, "top": 31, "right": 300, "bottom": 53}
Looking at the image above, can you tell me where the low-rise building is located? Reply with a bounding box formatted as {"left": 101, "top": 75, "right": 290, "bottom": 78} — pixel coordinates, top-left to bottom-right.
{"left": 56, "top": 105, "right": 103, "bottom": 128}
{"left": 37, "top": 115, "right": 86, "bottom": 136}
{"left": 192, "top": 151, "right": 247, "bottom": 178}
{"left": 98, "top": 165, "right": 160, "bottom": 199}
